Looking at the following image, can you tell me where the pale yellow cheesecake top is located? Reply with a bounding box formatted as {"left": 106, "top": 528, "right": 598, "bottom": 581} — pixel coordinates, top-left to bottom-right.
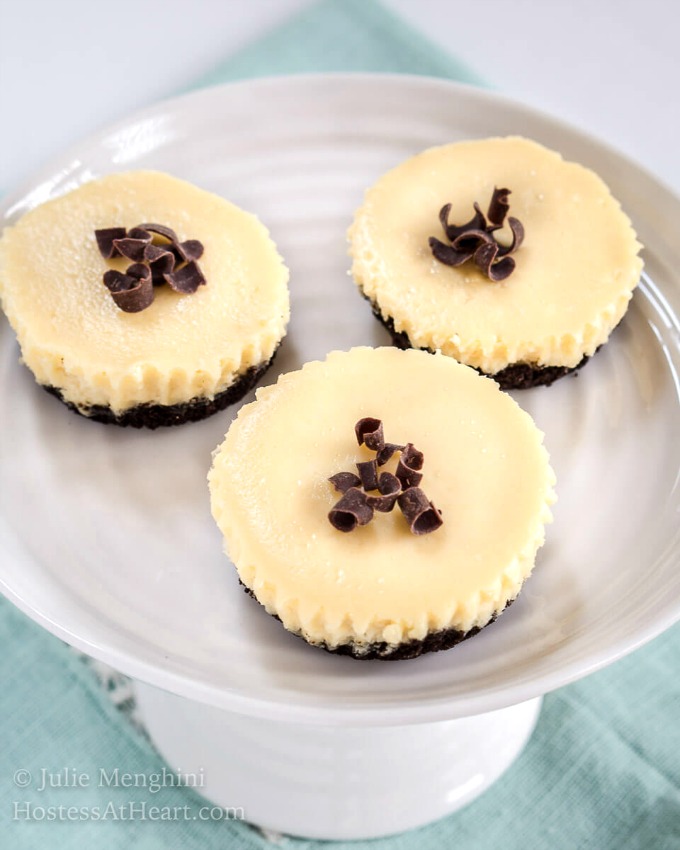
{"left": 209, "top": 347, "right": 556, "bottom": 650}
{"left": 0, "top": 171, "right": 290, "bottom": 412}
{"left": 349, "top": 136, "right": 643, "bottom": 374}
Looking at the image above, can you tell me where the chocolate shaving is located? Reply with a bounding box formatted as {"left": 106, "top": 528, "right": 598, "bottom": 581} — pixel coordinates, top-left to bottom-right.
{"left": 378, "top": 471, "right": 401, "bottom": 494}
{"left": 486, "top": 188, "right": 510, "bottom": 228}
{"left": 328, "top": 488, "right": 374, "bottom": 533}
{"left": 113, "top": 235, "right": 152, "bottom": 263}
{"left": 357, "top": 459, "right": 379, "bottom": 491}
{"left": 367, "top": 472, "right": 401, "bottom": 512}
{"left": 328, "top": 419, "right": 442, "bottom": 535}
{"left": 376, "top": 442, "right": 405, "bottom": 466}
{"left": 143, "top": 244, "right": 177, "bottom": 285}
{"left": 430, "top": 236, "right": 479, "bottom": 269}
{"left": 398, "top": 488, "right": 444, "bottom": 536}
{"left": 355, "top": 417, "right": 384, "bottom": 450}
{"left": 95, "top": 222, "right": 206, "bottom": 312}
{"left": 473, "top": 241, "right": 516, "bottom": 283}
{"left": 144, "top": 243, "right": 173, "bottom": 264}
{"left": 438, "top": 202, "right": 486, "bottom": 243}
{"left": 138, "top": 222, "right": 180, "bottom": 243}
{"left": 329, "top": 472, "right": 361, "bottom": 493}
{"left": 102, "top": 269, "right": 135, "bottom": 293}
{"left": 95, "top": 227, "right": 127, "bottom": 259}
{"left": 396, "top": 443, "right": 424, "bottom": 489}
{"left": 103, "top": 263, "right": 154, "bottom": 313}
{"left": 429, "top": 187, "right": 524, "bottom": 281}
{"left": 165, "top": 260, "right": 206, "bottom": 294}
{"left": 178, "top": 239, "right": 204, "bottom": 262}
{"left": 497, "top": 217, "right": 524, "bottom": 256}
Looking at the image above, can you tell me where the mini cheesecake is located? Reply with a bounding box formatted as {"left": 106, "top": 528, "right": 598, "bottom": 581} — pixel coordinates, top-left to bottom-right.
{"left": 0, "top": 171, "right": 290, "bottom": 427}
{"left": 209, "top": 347, "right": 556, "bottom": 660}
{"left": 348, "top": 136, "right": 643, "bottom": 389}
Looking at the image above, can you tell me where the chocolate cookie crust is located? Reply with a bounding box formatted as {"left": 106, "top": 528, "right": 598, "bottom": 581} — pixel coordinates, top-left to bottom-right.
{"left": 365, "top": 295, "right": 589, "bottom": 390}
{"left": 320, "top": 608, "right": 509, "bottom": 660}
{"left": 42, "top": 348, "right": 279, "bottom": 429}
{"left": 241, "top": 582, "right": 513, "bottom": 661}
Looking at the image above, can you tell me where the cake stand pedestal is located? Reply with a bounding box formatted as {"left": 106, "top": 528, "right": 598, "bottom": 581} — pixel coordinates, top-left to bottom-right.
{"left": 134, "top": 681, "right": 541, "bottom": 841}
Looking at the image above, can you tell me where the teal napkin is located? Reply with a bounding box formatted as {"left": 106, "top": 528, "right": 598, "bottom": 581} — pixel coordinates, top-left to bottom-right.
{"left": 2, "top": 1, "right": 679, "bottom": 848}
{"left": 192, "top": 0, "right": 486, "bottom": 89}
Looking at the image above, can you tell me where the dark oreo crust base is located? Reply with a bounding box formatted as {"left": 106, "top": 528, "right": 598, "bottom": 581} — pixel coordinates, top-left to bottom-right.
{"left": 364, "top": 295, "right": 590, "bottom": 390}
{"left": 42, "top": 347, "right": 278, "bottom": 429}
{"left": 241, "top": 583, "right": 513, "bottom": 660}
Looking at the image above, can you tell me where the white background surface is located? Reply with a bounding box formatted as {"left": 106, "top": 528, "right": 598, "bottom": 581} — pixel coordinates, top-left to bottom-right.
{"left": 1, "top": 0, "right": 679, "bottom": 197}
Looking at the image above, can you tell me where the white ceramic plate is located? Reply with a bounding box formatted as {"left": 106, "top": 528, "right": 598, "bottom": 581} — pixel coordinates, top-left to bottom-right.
{"left": 1, "top": 75, "right": 679, "bottom": 726}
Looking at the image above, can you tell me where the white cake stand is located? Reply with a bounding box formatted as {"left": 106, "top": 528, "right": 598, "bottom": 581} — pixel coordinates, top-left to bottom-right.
{"left": 1, "top": 76, "right": 680, "bottom": 841}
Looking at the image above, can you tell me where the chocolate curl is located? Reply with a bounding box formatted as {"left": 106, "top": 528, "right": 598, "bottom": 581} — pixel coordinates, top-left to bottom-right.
{"left": 379, "top": 471, "right": 401, "bottom": 494}
{"left": 95, "top": 227, "right": 127, "bottom": 259}
{"left": 144, "top": 243, "right": 174, "bottom": 265}
{"left": 356, "top": 459, "right": 379, "bottom": 491}
{"left": 103, "top": 263, "right": 154, "bottom": 313}
{"left": 113, "top": 231, "right": 152, "bottom": 262}
{"left": 329, "top": 472, "right": 361, "bottom": 493}
{"left": 396, "top": 443, "right": 424, "bottom": 489}
{"left": 430, "top": 187, "right": 524, "bottom": 281}
{"left": 327, "top": 421, "right": 443, "bottom": 534}
{"left": 486, "top": 187, "right": 510, "bottom": 229}
{"left": 496, "top": 217, "right": 525, "bottom": 257}
{"left": 178, "top": 239, "right": 204, "bottom": 262}
{"left": 138, "top": 224, "right": 205, "bottom": 263}
{"left": 376, "top": 442, "right": 405, "bottom": 466}
{"left": 355, "top": 417, "right": 384, "bottom": 450}
{"left": 141, "top": 230, "right": 181, "bottom": 275}
{"left": 473, "top": 241, "right": 516, "bottom": 283}
{"left": 451, "top": 228, "right": 494, "bottom": 255}
{"left": 328, "top": 488, "right": 374, "bottom": 533}
{"left": 367, "top": 472, "right": 401, "bottom": 512}
{"left": 398, "top": 487, "right": 443, "bottom": 535}
{"left": 95, "top": 222, "right": 207, "bottom": 311}
{"left": 137, "top": 222, "right": 180, "bottom": 244}
{"left": 439, "top": 202, "right": 486, "bottom": 242}
{"left": 452, "top": 228, "right": 494, "bottom": 252}
{"left": 429, "top": 228, "right": 495, "bottom": 269}
{"left": 143, "top": 243, "right": 177, "bottom": 285}
{"left": 165, "top": 261, "right": 206, "bottom": 294}
{"left": 428, "top": 236, "right": 472, "bottom": 268}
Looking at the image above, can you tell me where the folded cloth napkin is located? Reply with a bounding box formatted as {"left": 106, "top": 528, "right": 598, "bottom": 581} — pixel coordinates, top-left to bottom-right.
{"left": 2, "top": 1, "right": 679, "bottom": 848}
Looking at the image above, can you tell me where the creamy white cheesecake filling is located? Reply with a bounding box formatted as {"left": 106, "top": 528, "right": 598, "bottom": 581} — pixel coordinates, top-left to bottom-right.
{"left": 209, "top": 347, "right": 556, "bottom": 650}
{"left": 0, "top": 171, "right": 290, "bottom": 413}
{"left": 349, "top": 136, "right": 643, "bottom": 374}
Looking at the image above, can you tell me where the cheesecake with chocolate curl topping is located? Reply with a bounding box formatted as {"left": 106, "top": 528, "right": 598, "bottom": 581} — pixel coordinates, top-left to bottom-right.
{"left": 349, "top": 136, "right": 643, "bottom": 389}
{"left": 209, "top": 347, "right": 556, "bottom": 659}
{"left": 0, "top": 171, "right": 290, "bottom": 427}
